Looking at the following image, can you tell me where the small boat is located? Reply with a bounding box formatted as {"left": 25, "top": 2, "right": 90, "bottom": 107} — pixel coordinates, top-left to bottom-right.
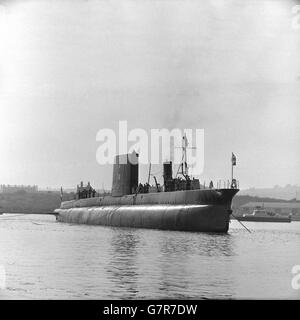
{"left": 237, "top": 208, "right": 291, "bottom": 223}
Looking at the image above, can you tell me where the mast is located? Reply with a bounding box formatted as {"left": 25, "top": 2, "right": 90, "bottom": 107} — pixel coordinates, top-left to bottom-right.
{"left": 153, "top": 176, "right": 159, "bottom": 192}
{"left": 182, "top": 133, "right": 189, "bottom": 177}
{"left": 147, "top": 163, "right": 152, "bottom": 184}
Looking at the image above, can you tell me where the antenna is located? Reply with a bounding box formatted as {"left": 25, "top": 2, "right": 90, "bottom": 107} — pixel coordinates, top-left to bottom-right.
{"left": 182, "top": 133, "right": 188, "bottom": 177}
{"left": 147, "top": 163, "right": 152, "bottom": 184}
{"left": 175, "top": 133, "right": 197, "bottom": 179}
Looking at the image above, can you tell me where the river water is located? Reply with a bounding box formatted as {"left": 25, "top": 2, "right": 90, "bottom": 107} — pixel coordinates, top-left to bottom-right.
{"left": 0, "top": 214, "right": 299, "bottom": 299}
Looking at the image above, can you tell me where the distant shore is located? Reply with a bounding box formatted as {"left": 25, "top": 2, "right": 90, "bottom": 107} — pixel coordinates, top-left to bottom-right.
{"left": 0, "top": 191, "right": 74, "bottom": 214}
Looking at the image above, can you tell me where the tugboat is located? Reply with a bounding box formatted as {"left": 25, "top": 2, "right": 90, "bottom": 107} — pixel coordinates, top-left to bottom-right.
{"left": 55, "top": 136, "right": 239, "bottom": 233}
{"left": 238, "top": 208, "right": 291, "bottom": 223}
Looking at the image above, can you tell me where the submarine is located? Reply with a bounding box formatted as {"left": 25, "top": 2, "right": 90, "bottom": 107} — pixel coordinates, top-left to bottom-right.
{"left": 55, "top": 137, "right": 239, "bottom": 233}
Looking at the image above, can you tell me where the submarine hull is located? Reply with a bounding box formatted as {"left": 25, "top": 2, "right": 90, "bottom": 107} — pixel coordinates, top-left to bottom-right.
{"left": 55, "top": 189, "right": 238, "bottom": 233}
{"left": 56, "top": 204, "right": 231, "bottom": 233}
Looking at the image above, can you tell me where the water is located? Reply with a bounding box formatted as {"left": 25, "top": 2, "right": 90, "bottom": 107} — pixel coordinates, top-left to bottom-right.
{"left": 0, "top": 214, "right": 299, "bottom": 299}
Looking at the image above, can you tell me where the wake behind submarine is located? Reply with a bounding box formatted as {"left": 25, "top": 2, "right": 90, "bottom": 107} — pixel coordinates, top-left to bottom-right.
{"left": 55, "top": 138, "right": 239, "bottom": 233}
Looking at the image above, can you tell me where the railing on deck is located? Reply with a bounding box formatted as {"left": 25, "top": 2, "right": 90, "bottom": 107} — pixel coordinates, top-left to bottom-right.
{"left": 201, "top": 180, "right": 239, "bottom": 190}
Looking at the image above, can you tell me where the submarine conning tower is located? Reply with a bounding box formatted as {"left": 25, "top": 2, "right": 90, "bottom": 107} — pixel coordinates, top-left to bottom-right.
{"left": 163, "top": 161, "right": 174, "bottom": 192}
{"left": 111, "top": 151, "right": 139, "bottom": 197}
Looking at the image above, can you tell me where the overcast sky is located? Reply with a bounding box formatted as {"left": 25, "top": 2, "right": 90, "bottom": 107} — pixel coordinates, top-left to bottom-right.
{"left": 0, "top": 0, "right": 299, "bottom": 190}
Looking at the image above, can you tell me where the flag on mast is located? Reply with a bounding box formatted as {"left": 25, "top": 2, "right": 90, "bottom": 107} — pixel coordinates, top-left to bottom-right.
{"left": 231, "top": 153, "right": 236, "bottom": 166}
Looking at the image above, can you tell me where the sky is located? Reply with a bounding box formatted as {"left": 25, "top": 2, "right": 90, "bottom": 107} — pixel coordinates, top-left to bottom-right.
{"left": 0, "top": 0, "right": 299, "bottom": 190}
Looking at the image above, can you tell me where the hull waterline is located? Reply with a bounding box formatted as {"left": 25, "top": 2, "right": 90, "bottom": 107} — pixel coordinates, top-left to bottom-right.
{"left": 55, "top": 189, "right": 238, "bottom": 233}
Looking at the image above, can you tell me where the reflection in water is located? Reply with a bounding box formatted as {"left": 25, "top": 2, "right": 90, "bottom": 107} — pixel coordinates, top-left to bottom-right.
{"left": 158, "top": 238, "right": 190, "bottom": 299}
{"left": 106, "top": 230, "right": 140, "bottom": 299}
{"left": 104, "top": 228, "right": 236, "bottom": 299}
{"left": 159, "top": 232, "right": 234, "bottom": 257}
{"left": 196, "top": 233, "right": 234, "bottom": 257}
{"left": 157, "top": 232, "right": 235, "bottom": 299}
{"left": 0, "top": 215, "right": 299, "bottom": 299}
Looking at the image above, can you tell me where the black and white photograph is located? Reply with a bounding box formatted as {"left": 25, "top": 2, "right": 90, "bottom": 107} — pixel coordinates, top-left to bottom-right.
{"left": 0, "top": 0, "right": 300, "bottom": 307}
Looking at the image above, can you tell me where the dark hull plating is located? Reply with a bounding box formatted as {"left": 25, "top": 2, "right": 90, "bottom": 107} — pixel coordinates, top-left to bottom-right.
{"left": 55, "top": 189, "right": 238, "bottom": 233}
